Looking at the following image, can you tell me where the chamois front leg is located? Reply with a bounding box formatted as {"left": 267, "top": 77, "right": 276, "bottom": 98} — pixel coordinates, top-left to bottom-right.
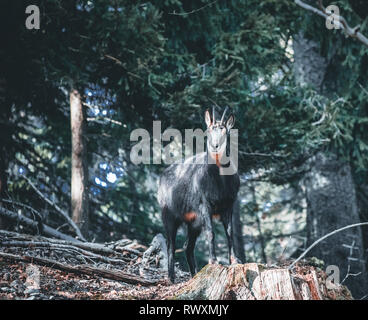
{"left": 186, "top": 224, "right": 201, "bottom": 276}
{"left": 201, "top": 203, "right": 217, "bottom": 264}
{"left": 223, "top": 208, "right": 241, "bottom": 265}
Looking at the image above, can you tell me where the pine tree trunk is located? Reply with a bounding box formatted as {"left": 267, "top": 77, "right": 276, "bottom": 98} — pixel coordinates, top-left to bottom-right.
{"left": 293, "top": 33, "right": 368, "bottom": 298}
{"left": 304, "top": 153, "right": 367, "bottom": 298}
{"left": 357, "top": 183, "right": 368, "bottom": 270}
{"left": 0, "top": 77, "right": 9, "bottom": 230}
{"left": 0, "top": 157, "right": 7, "bottom": 230}
{"left": 70, "top": 88, "right": 89, "bottom": 238}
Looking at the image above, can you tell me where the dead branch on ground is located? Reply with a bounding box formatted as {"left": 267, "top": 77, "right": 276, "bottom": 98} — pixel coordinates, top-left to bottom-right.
{"left": 21, "top": 175, "right": 86, "bottom": 241}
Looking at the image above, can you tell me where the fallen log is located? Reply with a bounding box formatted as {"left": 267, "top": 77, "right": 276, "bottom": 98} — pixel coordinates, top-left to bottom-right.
{"left": 21, "top": 175, "right": 86, "bottom": 241}
{"left": 174, "top": 263, "right": 353, "bottom": 300}
{"left": 0, "top": 240, "right": 131, "bottom": 264}
{"left": 0, "top": 229, "right": 135, "bottom": 257}
{"left": 0, "top": 207, "right": 82, "bottom": 243}
{"left": 0, "top": 230, "right": 166, "bottom": 285}
{"left": 0, "top": 251, "right": 157, "bottom": 286}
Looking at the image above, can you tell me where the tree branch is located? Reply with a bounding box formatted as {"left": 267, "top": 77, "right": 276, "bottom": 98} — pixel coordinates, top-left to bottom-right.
{"left": 239, "top": 151, "right": 288, "bottom": 158}
{"left": 0, "top": 241, "right": 131, "bottom": 264}
{"left": 0, "top": 206, "right": 82, "bottom": 243}
{"left": 0, "top": 251, "right": 157, "bottom": 286}
{"left": 289, "top": 222, "right": 368, "bottom": 269}
{"left": 169, "top": 0, "right": 218, "bottom": 16}
{"left": 294, "top": 0, "right": 368, "bottom": 47}
{"left": 22, "top": 175, "right": 86, "bottom": 241}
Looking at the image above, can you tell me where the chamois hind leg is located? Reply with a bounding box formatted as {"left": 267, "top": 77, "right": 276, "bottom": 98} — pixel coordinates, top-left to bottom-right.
{"left": 222, "top": 208, "right": 240, "bottom": 265}
{"left": 185, "top": 224, "right": 201, "bottom": 277}
{"left": 162, "top": 208, "right": 179, "bottom": 283}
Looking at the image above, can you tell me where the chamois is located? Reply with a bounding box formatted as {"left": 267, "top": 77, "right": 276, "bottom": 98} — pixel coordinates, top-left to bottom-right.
{"left": 158, "top": 107, "right": 240, "bottom": 282}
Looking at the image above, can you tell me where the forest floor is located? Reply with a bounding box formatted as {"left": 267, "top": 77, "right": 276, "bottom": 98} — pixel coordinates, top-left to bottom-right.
{"left": 0, "top": 230, "right": 192, "bottom": 300}
{"left": 0, "top": 230, "right": 353, "bottom": 300}
{"left": 0, "top": 256, "right": 354, "bottom": 300}
{"left": 0, "top": 258, "right": 189, "bottom": 300}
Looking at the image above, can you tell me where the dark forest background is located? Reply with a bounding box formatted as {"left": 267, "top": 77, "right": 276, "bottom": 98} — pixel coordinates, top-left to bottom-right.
{"left": 1, "top": 0, "right": 368, "bottom": 298}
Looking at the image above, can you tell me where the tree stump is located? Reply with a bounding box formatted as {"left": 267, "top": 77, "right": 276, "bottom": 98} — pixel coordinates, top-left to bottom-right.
{"left": 174, "top": 263, "right": 353, "bottom": 300}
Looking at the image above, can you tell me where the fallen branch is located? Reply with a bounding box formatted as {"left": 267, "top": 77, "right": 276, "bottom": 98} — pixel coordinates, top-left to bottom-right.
{"left": 0, "top": 230, "right": 167, "bottom": 285}
{"left": 0, "top": 251, "right": 157, "bottom": 286}
{"left": 0, "top": 241, "right": 131, "bottom": 264}
{"left": 114, "top": 246, "right": 143, "bottom": 256}
{"left": 289, "top": 222, "right": 368, "bottom": 269}
{"left": 1, "top": 198, "right": 43, "bottom": 221}
{"left": 0, "top": 228, "right": 132, "bottom": 258}
{"left": 0, "top": 206, "right": 82, "bottom": 243}
{"left": 22, "top": 175, "right": 86, "bottom": 241}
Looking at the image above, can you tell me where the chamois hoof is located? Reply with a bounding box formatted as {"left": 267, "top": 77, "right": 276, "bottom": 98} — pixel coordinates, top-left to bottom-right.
{"left": 230, "top": 256, "right": 242, "bottom": 265}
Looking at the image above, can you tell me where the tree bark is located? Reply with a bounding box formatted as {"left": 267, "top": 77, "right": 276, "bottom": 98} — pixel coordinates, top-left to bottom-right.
{"left": 304, "top": 153, "right": 367, "bottom": 298}
{"left": 0, "top": 156, "right": 8, "bottom": 230}
{"left": 293, "top": 33, "right": 327, "bottom": 91}
{"left": 357, "top": 184, "right": 368, "bottom": 271}
{"left": 70, "top": 88, "right": 89, "bottom": 238}
{"left": 0, "top": 77, "right": 10, "bottom": 230}
{"left": 293, "top": 33, "right": 368, "bottom": 298}
{"left": 174, "top": 263, "right": 352, "bottom": 300}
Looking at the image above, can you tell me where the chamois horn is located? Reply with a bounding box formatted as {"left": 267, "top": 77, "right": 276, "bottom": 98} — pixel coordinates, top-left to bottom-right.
{"left": 220, "top": 106, "right": 229, "bottom": 124}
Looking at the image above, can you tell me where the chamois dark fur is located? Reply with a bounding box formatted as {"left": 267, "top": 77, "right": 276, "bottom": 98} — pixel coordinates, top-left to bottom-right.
{"left": 158, "top": 107, "right": 240, "bottom": 283}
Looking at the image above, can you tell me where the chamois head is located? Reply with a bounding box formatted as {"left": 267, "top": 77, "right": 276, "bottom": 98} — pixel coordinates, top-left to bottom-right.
{"left": 205, "top": 106, "right": 235, "bottom": 163}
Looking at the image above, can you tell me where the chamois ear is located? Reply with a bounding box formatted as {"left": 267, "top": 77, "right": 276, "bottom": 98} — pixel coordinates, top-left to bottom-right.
{"left": 226, "top": 114, "right": 235, "bottom": 130}
{"left": 205, "top": 109, "right": 212, "bottom": 128}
